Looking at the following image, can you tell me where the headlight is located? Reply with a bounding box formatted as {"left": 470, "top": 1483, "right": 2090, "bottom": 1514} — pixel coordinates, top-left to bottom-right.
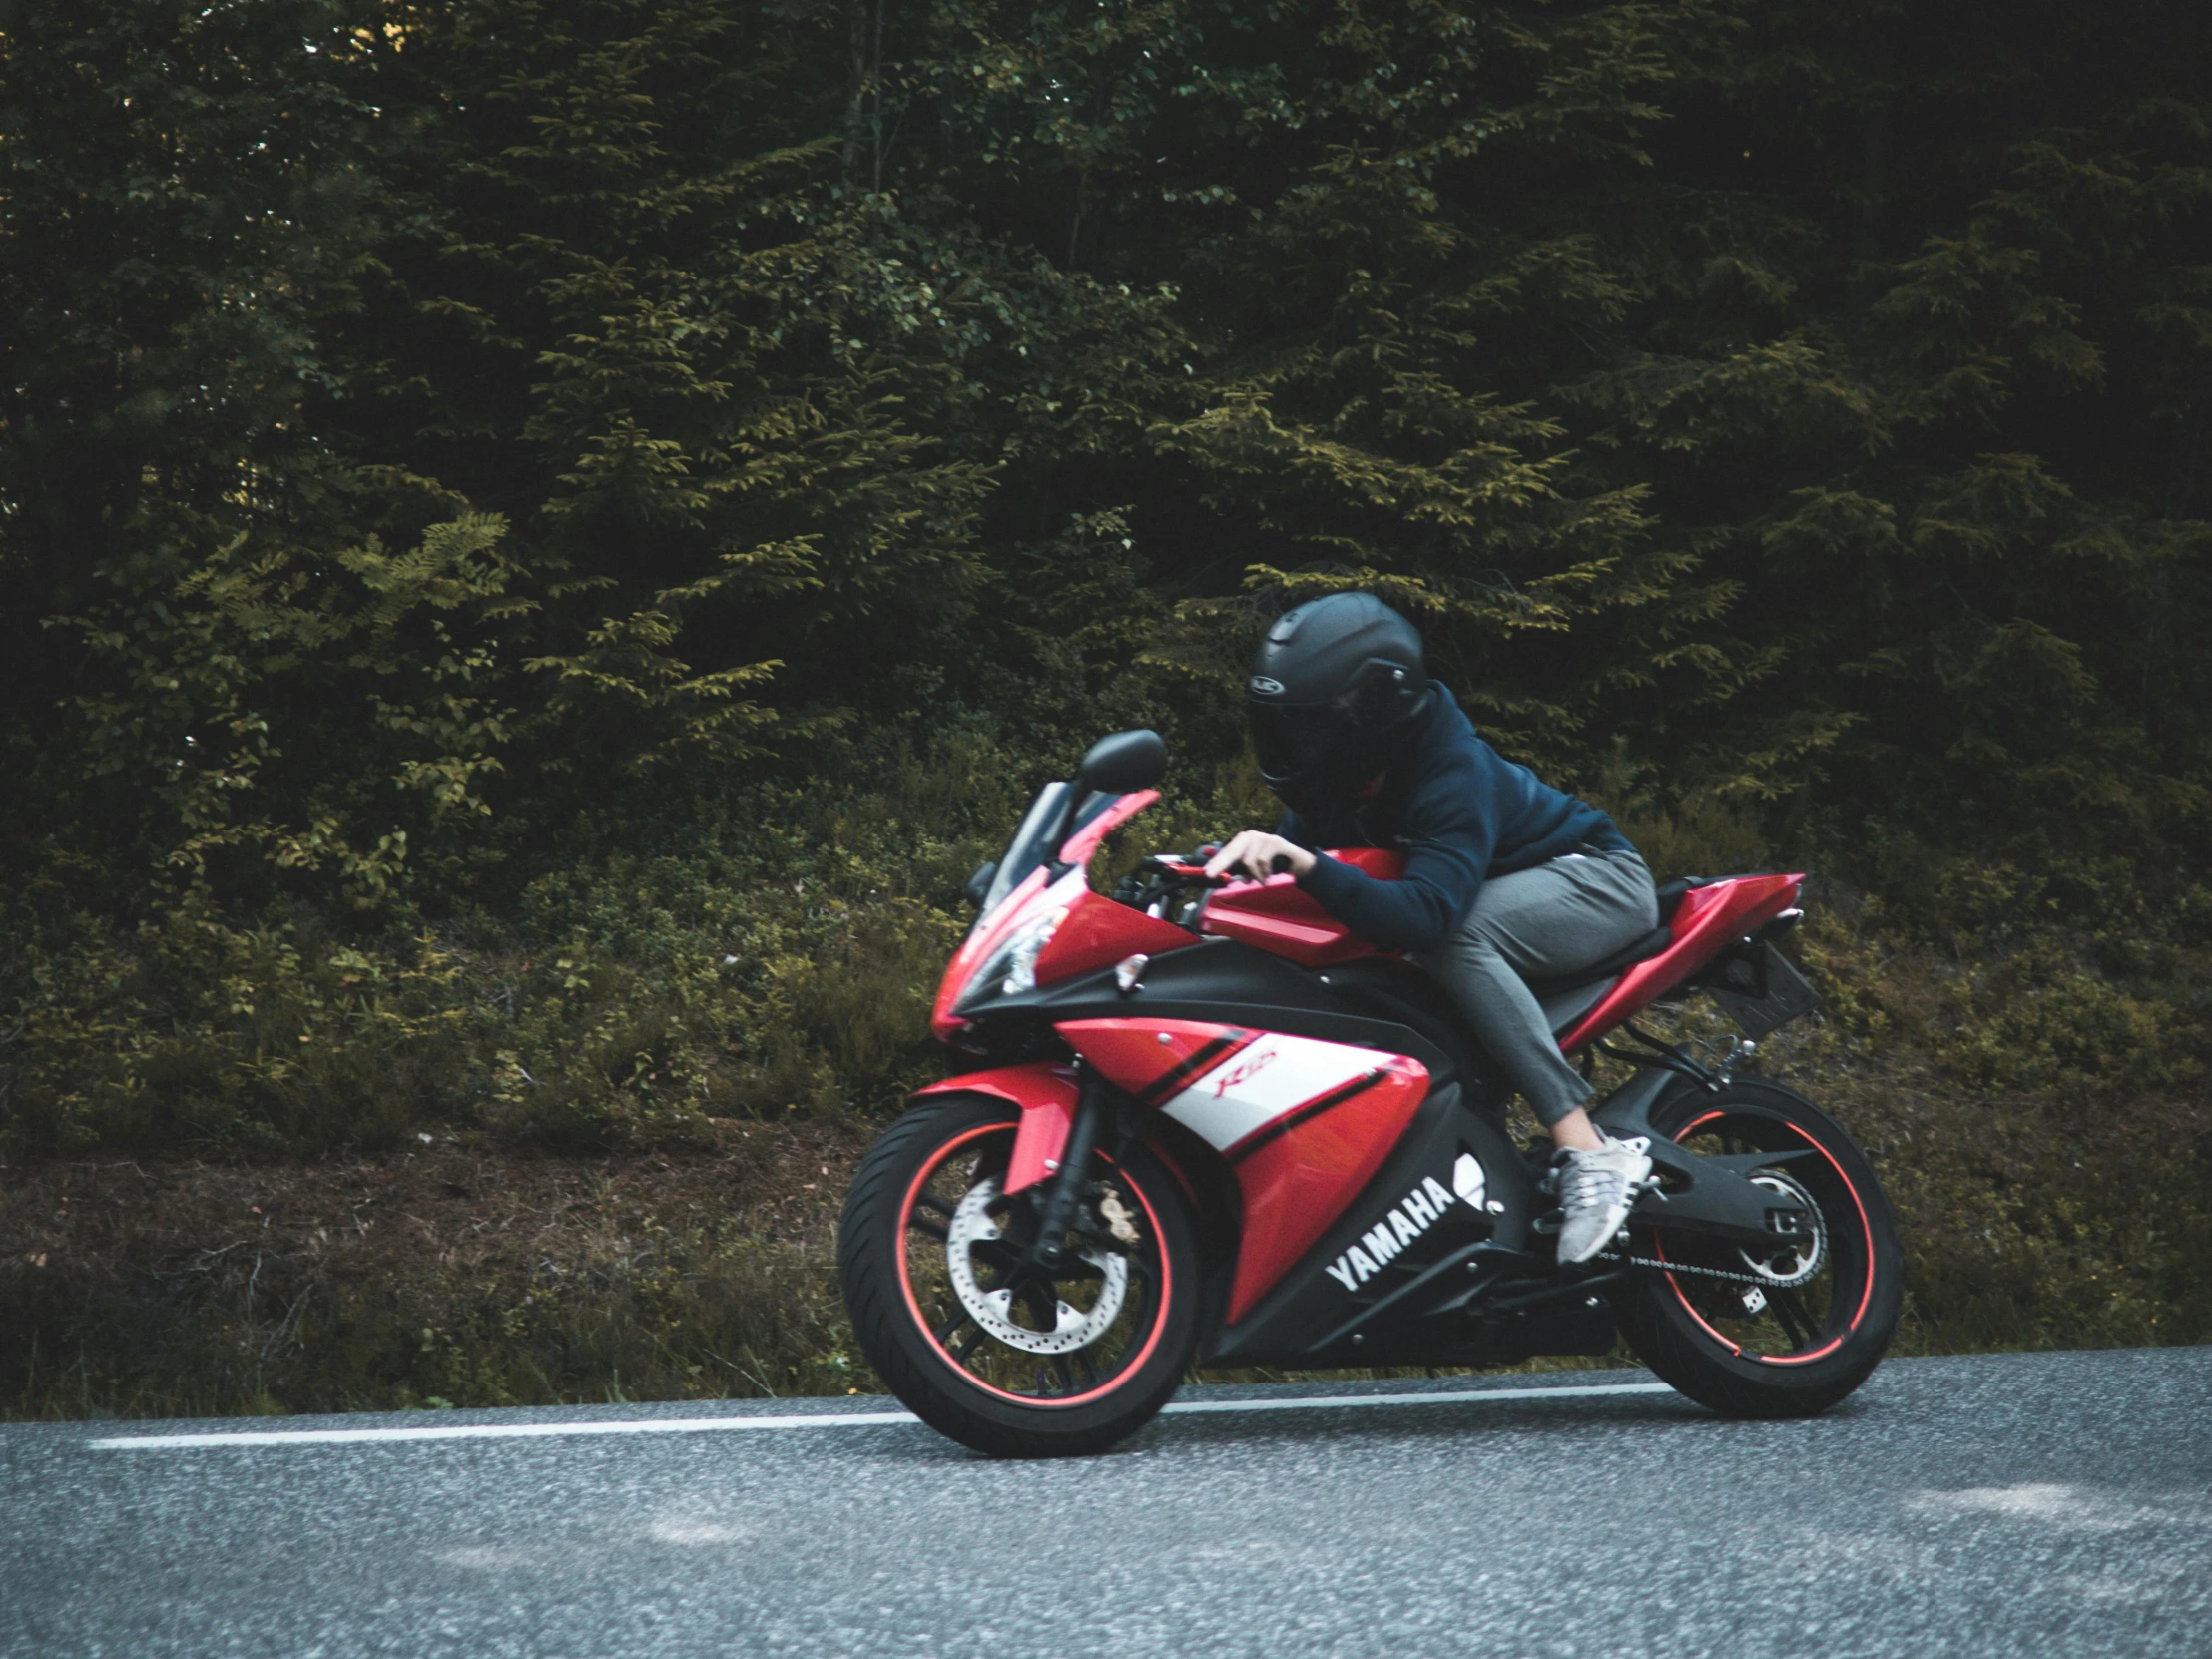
{"left": 960, "top": 905, "right": 1066, "bottom": 1009}
{"left": 1001, "top": 905, "right": 1066, "bottom": 995}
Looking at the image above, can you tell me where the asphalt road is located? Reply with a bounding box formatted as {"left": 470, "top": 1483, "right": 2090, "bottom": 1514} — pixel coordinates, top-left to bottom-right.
{"left": 3, "top": 1349, "right": 2207, "bottom": 1659}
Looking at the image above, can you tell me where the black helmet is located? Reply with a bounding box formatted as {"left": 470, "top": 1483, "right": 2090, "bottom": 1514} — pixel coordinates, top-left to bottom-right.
{"left": 1247, "top": 592, "right": 1430, "bottom": 814}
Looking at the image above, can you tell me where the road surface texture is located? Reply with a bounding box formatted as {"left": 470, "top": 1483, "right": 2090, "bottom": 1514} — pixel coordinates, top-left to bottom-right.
{"left": 3, "top": 1349, "right": 2206, "bottom": 1658}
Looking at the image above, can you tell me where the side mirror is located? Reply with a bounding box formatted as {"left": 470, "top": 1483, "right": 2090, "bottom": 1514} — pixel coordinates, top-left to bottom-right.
{"left": 1075, "top": 729, "right": 1168, "bottom": 796}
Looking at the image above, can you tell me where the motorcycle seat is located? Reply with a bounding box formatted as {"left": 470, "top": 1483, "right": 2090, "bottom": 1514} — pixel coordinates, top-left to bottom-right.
{"left": 1320, "top": 877, "right": 1704, "bottom": 1058}
{"left": 1520, "top": 925, "right": 1675, "bottom": 1002}
{"left": 1653, "top": 875, "right": 1711, "bottom": 923}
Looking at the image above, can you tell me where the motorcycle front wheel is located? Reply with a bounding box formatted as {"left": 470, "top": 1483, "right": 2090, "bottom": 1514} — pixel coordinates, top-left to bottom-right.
{"left": 838, "top": 1092, "right": 1201, "bottom": 1457}
{"left": 1612, "top": 1078, "right": 1904, "bottom": 1418}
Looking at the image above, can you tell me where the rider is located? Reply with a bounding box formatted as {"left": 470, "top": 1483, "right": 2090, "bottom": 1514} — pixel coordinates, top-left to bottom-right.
{"left": 1204, "top": 592, "right": 1659, "bottom": 1264}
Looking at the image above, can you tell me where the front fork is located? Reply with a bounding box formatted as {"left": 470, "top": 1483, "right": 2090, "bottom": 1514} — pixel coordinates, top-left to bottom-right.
{"left": 1021, "top": 1064, "right": 1142, "bottom": 1270}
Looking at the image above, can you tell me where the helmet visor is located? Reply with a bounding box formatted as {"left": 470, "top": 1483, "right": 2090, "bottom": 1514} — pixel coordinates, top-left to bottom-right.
{"left": 1248, "top": 700, "right": 1345, "bottom": 783}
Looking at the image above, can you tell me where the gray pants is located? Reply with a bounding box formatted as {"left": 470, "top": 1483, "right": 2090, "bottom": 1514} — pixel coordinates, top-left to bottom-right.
{"left": 1417, "top": 847, "right": 1659, "bottom": 1127}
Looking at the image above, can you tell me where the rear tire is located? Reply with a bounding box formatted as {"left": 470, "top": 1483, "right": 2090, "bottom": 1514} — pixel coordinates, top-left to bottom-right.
{"left": 838, "top": 1092, "right": 1202, "bottom": 1457}
{"left": 1612, "top": 1078, "right": 1902, "bottom": 1418}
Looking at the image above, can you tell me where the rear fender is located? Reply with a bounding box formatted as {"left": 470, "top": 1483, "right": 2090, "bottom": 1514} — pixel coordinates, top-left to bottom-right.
{"left": 912, "top": 1064, "right": 1077, "bottom": 1196}
{"left": 1557, "top": 873, "right": 1804, "bottom": 1052}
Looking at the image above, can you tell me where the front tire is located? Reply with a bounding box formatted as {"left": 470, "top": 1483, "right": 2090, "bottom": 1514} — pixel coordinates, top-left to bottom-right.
{"left": 838, "top": 1092, "right": 1201, "bottom": 1457}
{"left": 1613, "top": 1078, "right": 1902, "bottom": 1418}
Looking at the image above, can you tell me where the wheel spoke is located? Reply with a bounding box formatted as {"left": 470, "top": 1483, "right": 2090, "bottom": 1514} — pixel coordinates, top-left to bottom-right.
{"left": 969, "top": 1239, "right": 1021, "bottom": 1274}
{"left": 886, "top": 1133, "right": 1178, "bottom": 1408}
{"left": 1018, "top": 1280, "right": 1059, "bottom": 1333}
{"left": 935, "top": 1309, "right": 976, "bottom": 1347}
{"left": 1770, "top": 1287, "right": 1817, "bottom": 1350}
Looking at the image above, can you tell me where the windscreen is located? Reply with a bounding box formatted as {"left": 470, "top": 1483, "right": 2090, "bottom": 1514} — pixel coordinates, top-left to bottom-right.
{"left": 977, "top": 783, "right": 1122, "bottom": 916}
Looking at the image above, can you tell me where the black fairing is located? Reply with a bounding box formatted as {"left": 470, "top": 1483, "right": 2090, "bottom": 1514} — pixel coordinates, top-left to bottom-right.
{"left": 959, "top": 935, "right": 1504, "bottom": 1114}
{"left": 953, "top": 935, "right": 1635, "bottom": 1367}
{"left": 1204, "top": 1082, "right": 1611, "bottom": 1369}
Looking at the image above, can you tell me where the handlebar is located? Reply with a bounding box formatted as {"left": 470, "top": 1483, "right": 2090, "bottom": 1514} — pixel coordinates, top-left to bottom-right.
{"left": 1138, "top": 853, "right": 1228, "bottom": 887}
{"left": 1138, "top": 849, "right": 1296, "bottom": 886}
{"left": 1116, "top": 846, "right": 1300, "bottom": 923}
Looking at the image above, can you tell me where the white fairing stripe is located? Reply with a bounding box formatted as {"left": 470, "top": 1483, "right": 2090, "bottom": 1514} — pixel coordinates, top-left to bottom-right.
{"left": 1159, "top": 1033, "right": 1380, "bottom": 1151}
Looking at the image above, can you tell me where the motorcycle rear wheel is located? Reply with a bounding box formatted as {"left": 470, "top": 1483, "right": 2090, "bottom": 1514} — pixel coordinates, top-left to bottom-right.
{"left": 838, "top": 1092, "right": 1200, "bottom": 1457}
{"left": 1612, "top": 1078, "right": 1902, "bottom": 1418}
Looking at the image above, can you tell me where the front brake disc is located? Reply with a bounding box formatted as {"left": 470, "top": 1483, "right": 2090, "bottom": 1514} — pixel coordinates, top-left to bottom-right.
{"left": 945, "top": 1177, "right": 1130, "bottom": 1355}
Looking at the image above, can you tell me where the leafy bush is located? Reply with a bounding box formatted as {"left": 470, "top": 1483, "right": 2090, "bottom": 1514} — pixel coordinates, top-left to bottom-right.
{"left": 3, "top": 0, "right": 2210, "bottom": 1408}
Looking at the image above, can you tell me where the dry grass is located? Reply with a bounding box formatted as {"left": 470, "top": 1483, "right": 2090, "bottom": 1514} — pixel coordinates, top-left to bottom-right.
{"left": 0, "top": 1120, "right": 874, "bottom": 1419}
{"left": 7, "top": 909, "right": 2209, "bottom": 1421}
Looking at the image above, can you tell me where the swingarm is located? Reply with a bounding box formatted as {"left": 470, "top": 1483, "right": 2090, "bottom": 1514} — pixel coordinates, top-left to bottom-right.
{"left": 1592, "top": 1059, "right": 1816, "bottom": 1253}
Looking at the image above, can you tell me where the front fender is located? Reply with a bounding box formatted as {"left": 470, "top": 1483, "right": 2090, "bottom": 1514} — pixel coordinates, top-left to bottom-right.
{"left": 914, "top": 1062, "right": 1232, "bottom": 1348}
{"left": 913, "top": 1063, "right": 1077, "bottom": 1196}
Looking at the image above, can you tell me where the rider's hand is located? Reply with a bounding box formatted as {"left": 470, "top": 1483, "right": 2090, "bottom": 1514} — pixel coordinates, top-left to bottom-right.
{"left": 1203, "top": 830, "right": 1317, "bottom": 883}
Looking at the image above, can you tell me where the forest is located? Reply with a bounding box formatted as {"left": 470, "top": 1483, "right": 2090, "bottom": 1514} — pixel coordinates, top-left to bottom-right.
{"left": 2, "top": 0, "right": 2208, "bottom": 1415}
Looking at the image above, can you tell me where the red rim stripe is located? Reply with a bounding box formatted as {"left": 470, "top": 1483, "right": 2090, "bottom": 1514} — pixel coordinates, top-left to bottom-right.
{"left": 892, "top": 1123, "right": 1173, "bottom": 1410}
{"left": 1659, "top": 1109, "right": 1875, "bottom": 1368}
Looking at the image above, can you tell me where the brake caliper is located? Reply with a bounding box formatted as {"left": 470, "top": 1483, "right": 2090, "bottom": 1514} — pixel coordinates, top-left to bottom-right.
{"left": 1097, "top": 1189, "right": 1141, "bottom": 1247}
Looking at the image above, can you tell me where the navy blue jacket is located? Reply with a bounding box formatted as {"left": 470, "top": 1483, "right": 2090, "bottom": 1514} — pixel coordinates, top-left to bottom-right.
{"left": 1278, "top": 686, "right": 1630, "bottom": 953}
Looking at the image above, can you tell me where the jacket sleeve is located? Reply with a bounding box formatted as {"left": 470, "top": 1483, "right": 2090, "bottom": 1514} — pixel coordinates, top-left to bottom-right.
{"left": 1291, "top": 754, "right": 1497, "bottom": 953}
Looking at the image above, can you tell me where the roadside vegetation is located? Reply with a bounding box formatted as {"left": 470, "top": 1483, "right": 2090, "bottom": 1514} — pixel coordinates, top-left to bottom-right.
{"left": 3, "top": 0, "right": 2208, "bottom": 1415}
{"left": 7, "top": 764, "right": 2206, "bottom": 1416}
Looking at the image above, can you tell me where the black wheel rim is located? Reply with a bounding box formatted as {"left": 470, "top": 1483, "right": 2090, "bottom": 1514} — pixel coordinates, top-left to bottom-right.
{"left": 1644, "top": 1106, "right": 1878, "bottom": 1366}
{"left": 894, "top": 1122, "right": 1172, "bottom": 1406}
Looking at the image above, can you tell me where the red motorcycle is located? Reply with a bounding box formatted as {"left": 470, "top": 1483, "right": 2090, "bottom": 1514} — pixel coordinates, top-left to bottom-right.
{"left": 838, "top": 730, "right": 1902, "bottom": 1456}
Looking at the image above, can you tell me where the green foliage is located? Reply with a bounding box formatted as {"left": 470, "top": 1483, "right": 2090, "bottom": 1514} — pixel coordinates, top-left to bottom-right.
{"left": 8, "top": 0, "right": 2208, "bottom": 927}
{"left": 0, "top": 729, "right": 1032, "bottom": 1155}
{"left": 54, "top": 515, "right": 526, "bottom": 904}
{"left": 3, "top": 0, "right": 2211, "bottom": 1399}
{"left": 6, "top": 893, "right": 480, "bottom": 1154}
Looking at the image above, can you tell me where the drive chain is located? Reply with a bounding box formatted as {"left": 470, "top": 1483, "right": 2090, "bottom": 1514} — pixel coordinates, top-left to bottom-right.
{"left": 1596, "top": 1248, "right": 1822, "bottom": 1290}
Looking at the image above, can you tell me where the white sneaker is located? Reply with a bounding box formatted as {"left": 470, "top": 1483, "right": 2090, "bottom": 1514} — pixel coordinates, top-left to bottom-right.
{"left": 1554, "top": 1135, "right": 1653, "bottom": 1265}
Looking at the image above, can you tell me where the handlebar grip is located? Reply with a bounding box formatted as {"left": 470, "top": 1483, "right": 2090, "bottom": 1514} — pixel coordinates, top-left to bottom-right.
{"left": 1269, "top": 854, "right": 1293, "bottom": 875}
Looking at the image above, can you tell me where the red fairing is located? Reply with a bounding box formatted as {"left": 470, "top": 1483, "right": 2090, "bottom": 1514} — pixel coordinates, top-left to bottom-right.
{"left": 1030, "top": 889, "right": 1197, "bottom": 990}
{"left": 930, "top": 791, "right": 1181, "bottom": 1042}
{"left": 1199, "top": 847, "right": 1405, "bottom": 967}
{"left": 1556, "top": 873, "right": 1804, "bottom": 1052}
{"left": 931, "top": 865, "right": 1052, "bottom": 1039}
{"left": 1053, "top": 1018, "right": 1259, "bottom": 1103}
{"left": 1057, "top": 1017, "right": 1429, "bottom": 1323}
{"left": 913, "top": 1063, "right": 1078, "bottom": 1195}
{"left": 1221, "top": 1053, "right": 1426, "bottom": 1322}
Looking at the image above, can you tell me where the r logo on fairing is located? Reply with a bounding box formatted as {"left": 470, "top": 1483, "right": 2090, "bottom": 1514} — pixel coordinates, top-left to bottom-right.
{"left": 1323, "top": 1163, "right": 1484, "bottom": 1291}
{"left": 1209, "top": 1044, "right": 1278, "bottom": 1098}
{"left": 1248, "top": 676, "right": 1286, "bottom": 696}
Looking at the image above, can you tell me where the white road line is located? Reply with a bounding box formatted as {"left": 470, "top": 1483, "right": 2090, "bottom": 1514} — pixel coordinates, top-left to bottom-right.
{"left": 1162, "top": 1382, "right": 1672, "bottom": 1415}
{"left": 88, "top": 1381, "right": 1672, "bottom": 1450}
{"left": 90, "top": 1413, "right": 919, "bottom": 1450}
